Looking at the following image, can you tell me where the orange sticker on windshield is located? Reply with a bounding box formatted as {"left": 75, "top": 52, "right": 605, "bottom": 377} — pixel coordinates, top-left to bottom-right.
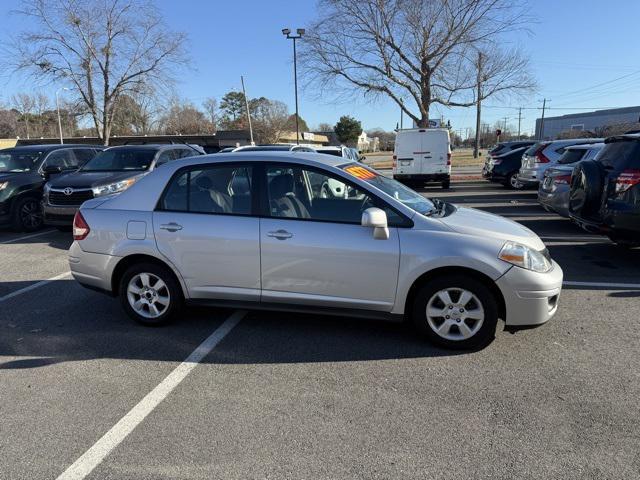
{"left": 344, "top": 165, "right": 377, "bottom": 180}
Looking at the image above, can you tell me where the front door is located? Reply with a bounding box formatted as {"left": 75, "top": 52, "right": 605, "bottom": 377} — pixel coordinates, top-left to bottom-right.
{"left": 153, "top": 163, "right": 260, "bottom": 301}
{"left": 260, "top": 164, "right": 401, "bottom": 311}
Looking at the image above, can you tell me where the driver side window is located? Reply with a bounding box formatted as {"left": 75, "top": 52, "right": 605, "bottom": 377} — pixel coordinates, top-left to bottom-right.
{"left": 266, "top": 165, "right": 403, "bottom": 225}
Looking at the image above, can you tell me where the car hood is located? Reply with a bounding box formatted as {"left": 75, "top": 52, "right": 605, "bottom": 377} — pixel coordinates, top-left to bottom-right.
{"left": 438, "top": 206, "right": 546, "bottom": 250}
{"left": 0, "top": 171, "right": 30, "bottom": 183}
{"left": 48, "top": 170, "right": 144, "bottom": 189}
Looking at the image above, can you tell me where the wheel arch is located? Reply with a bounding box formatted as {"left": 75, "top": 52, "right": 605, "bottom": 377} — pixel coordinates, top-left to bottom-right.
{"left": 403, "top": 266, "right": 506, "bottom": 321}
{"left": 110, "top": 253, "right": 188, "bottom": 298}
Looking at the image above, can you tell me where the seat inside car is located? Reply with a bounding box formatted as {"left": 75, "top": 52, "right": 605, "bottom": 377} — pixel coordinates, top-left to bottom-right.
{"left": 269, "top": 173, "right": 310, "bottom": 218}
{"left": 192, "top": 175, "right": 232, "bottom": 213}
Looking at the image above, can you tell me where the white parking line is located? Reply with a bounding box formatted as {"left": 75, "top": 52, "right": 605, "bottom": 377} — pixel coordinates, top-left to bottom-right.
{"left": 56, "top": 310, "right": 246, "bottom": 480}
{"left": 0, "top": 271, "right": 72, "bottom": 303}
{"left": 563, "top": 281, "right": 640, "bottom": 290}
{"left": 0, "top": 229, "right": 56, "bottom": 244}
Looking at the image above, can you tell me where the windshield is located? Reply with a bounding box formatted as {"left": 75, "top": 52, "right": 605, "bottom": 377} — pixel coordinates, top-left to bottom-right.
{"left": 557, "top": 149, "right": 587, "bottom": 165}
{"left": 0, "top": 151, "right": 43, "bottom": 172}
{"left": 342, "top": 164, "right": 435, "bottom": 216}
{"left": 81, "top": 149, "right": 155, "bottom": 172}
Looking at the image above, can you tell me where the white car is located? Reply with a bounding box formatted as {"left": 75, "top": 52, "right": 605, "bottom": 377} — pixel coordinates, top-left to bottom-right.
{"left": 393, "top": 128, "right": 451, "bottom": 188}
{"left": 68, "top": 152, "right": 563, "bottom": 349}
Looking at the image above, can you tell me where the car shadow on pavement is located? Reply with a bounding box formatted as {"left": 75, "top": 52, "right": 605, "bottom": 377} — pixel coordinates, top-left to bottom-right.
{"left": 0, "top": 228, "right": 72, "bottom": 250}
{"left": 0, "top": 280, "right": 470, "bottom": 370}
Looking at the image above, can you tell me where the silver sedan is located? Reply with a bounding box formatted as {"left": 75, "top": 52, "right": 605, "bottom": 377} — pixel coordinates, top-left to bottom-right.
{"left": 68, "top": 152, "right": 563, "bottom": 349}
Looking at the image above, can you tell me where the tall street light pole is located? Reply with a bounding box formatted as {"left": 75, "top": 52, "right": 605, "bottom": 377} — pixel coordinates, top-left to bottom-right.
{"left": 282, "top": 28, "right": 304, "bottom": 145}
{"left": 55, "top": 87, "right": 69, "bottom": 144}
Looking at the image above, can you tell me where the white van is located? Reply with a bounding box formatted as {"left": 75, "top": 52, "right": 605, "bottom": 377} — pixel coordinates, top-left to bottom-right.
{"left": 393, "top": 128, "right": 451, "bottom": 188}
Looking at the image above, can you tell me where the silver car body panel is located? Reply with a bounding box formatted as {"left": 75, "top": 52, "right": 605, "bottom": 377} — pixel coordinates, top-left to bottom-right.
{"left": 69, "top": 152, "right": 563, "bottom": 327}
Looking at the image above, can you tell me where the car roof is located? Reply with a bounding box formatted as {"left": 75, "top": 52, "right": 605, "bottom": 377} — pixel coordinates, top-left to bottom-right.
{"left": 234, "top": 145, "right": 297, "bottom": 151}
{"left": 605, "top": 133, "right": 640, "bottom": 143}
{"left": 104, "top": 144, "right": 184, "bottom": 151}
{"left": 0, "top": 144, "right": 101, "bottom": 152}
{"left": 164, "top": 151, "right": 349, "bottom": 170}
{"left": 566, "top": 142, "right": 606, "bottom": 150}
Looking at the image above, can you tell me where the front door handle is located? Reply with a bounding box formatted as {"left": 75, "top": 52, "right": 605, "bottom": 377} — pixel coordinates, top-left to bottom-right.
{"left": 267, "top": 229, "right": 293, "bottom": 240}
{"left": 160, "top": 222, "right": 183, "bottom": 232}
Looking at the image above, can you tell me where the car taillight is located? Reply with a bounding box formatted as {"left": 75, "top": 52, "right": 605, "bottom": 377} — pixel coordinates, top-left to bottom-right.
{"left": 447, "top": 153, "right": 451, "bottom": 165}
{"left": 554, "top": 174, "right": 572, "bottom": 185}
{"left": 615, "top": 169, "right": 640, "bottom": 193}
{"left": 493, "top": 158, "right": 502, "bottom": 165}
{"left": 533, "top": 143, "right": 551, "bottom": 163}
{"left": 73, "top": 211, "right": 90, "bottom": 240}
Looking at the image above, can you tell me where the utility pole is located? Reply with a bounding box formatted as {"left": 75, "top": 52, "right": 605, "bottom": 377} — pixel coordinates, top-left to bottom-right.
{"left": 539, "top": 98, "right": 548, "bottom": 140}
{"left": 240, "top": 76, "right": 254, "bottom": 145}
{"left": 473, "top": 51, "right": 483, "bottom": 158}
{"left": 517, "top": 107, "right": 523, "bottom": 140}
{"left": 503, "top": 117, "right": 508, "bottom": 133}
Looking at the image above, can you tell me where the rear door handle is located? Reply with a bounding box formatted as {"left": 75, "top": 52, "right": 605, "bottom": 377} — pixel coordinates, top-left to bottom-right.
{"left": 267, "top": 229, "right": 293, "bottom": 240}
{"left": 160, "top": 222, "right": 183, "bottom": 232}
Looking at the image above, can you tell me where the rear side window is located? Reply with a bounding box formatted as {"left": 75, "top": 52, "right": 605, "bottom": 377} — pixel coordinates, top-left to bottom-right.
{"left": 597, "top": 141, "right": 640, "bottom": 170}
{"left": 557, "top": 149, "right": 586, "bottom": 165}
{"left": 160, "top": 165, "right": 253, "bottom": 215}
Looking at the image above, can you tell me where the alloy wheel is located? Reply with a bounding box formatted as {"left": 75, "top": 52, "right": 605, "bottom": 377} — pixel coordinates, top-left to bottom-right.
{"left": 510, "top": 173, "right": 522, "bottom": 189}
{"left": 127, "top": 272, "right": 171, "bottom": 319}
{"left": 20, "top": 199, "right": 43, "bottom": 230}
{"left": 426, "top": 288, "right": 485, "bottom": 341}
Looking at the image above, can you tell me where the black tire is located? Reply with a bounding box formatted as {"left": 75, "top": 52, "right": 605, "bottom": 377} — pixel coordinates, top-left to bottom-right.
{"left": 569, "top": 160, "right": 603, "bottom": 217}
{"left": 504, "top": 171, "right": 523, "bottom": 190}
{"left": 411, "top": 274, "right": 498, "bottom": 350}
{"left": 11, "top": 196, "right": 44, "bottom": 232}
{"left": 441, "top": 179, "right": 451, "bottom": 189}
{"left": 118, "top": 262, "right": 183, "bottom": 326}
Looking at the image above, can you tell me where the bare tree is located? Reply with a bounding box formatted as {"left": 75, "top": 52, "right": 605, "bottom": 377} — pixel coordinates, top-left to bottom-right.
{"left": 11, "top": 93, "right": 35, "bottom": 138}
{"left": 202, "top": 97, "right": 218, "bottom": 133}
{"left": 250, "top": 98, "right": 290, "bottom": 144}
{"left": 302, "top": 0, "right": 531, "bottom": 127}
{"left": 9, "top": 0, "right": 188, "bottom": 144}
{"left": 159, "top": 98, "right": 213, "bottom": 135}
{"left": 34, "top": 93, "right": 50, "bottom": 137}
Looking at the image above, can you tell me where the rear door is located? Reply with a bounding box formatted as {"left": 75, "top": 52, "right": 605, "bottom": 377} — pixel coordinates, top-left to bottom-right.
{"left": 153, "top": 162, "right": 260, "bottom": 301}
{"left": 394, "top": 130, "right": 421, "bottom": 175}
{"left": 420, "top": 130, "right": 449, "bottom": 174}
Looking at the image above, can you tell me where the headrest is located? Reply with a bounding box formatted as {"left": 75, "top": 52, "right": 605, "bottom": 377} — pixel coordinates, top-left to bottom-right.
{"left": 269, "top": 174, "right": 294, "bottom": 198}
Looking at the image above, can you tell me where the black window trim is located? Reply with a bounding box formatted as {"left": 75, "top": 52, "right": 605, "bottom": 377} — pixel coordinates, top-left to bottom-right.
{"left": 155, "top": 161, "right": 260, "bottom": 218}
{"left": 259, "top": 161, "right": 414, "bottom": 228}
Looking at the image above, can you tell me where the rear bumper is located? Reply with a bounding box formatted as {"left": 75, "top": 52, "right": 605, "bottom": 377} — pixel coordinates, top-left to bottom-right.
{"left": 517, "top": 166, "right": 545, "bottom": 186}
{"left": 570, "top": 206, "right": 640, "bottom": 238}
{"left": 68, "top": 241, "right": 119, "bottom": 293}
{"left": 496, "top": 261, "right": 563, "bottom": 327}
{"left": 393, "top": 173, "right": 450, "bottom": 182}
{"left": 538, "top": 188, "right": 570, "bottom": 217}
{"left": 43, "top": 203, "right": 79, "bottom": 225}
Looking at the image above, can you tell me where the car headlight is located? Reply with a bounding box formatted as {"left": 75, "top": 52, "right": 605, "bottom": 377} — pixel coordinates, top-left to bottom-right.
{"left": 498, "top": 241, "right": 552, "bottom": 273}
{"left": 0, "top": 181, "right": 8, "bottom": 190}
{"left": 92, "top": 178, "right": 136, "bottom": 197}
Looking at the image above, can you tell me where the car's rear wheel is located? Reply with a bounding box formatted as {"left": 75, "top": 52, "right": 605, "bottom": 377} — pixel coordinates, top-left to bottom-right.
{"left": 412, "top": 274, "right": 498, "bottom": 349}
{"left": 119, "top": 263, "right": 182, "bottom": 326}
{"left": 441, "top": 179, "right": 450, "bottom": 189}
{"left": 505, "top": 172, "right": 523, "bottom": 190}
{"left": 12, "top": 196, "right": 43, "bottom": 232}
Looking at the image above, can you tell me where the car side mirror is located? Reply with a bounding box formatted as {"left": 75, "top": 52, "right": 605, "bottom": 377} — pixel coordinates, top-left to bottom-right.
{"left": 361, "top": 207, "right": 389, "bottom": 240}
{"left": 42, "top": 165, "right": 62, "bottom": 179}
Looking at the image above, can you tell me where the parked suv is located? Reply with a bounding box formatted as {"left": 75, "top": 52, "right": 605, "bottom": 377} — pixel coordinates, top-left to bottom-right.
{"left": 569, "top": 134, "right": 640, "bottom": 245}
{"left": 538, "top": 143, "right": 604, "bottom": 217}
{"left": 43, "top": 144, "right": 201, "bottom": 227}
{"left": 0, "top": 144, "right": 102, "bottom": 231}
{"left": 518, "top": 138, "right": 603, "bottom": 187}
{"left": 69, "top": 152, "right": 562, "bottom": 350}
{"left": 487, "top": 141, "right": 535, "bottom": 162}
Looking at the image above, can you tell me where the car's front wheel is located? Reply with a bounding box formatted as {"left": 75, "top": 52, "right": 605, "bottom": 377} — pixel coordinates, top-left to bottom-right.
{"left": 12, "top": 196, "right": 44, "bottom": 232}
{"left": 119, "top": 263, "right": 182, "bottom": 326}
{"left": 412, "top": 274, "right": 498, "bottom": 349}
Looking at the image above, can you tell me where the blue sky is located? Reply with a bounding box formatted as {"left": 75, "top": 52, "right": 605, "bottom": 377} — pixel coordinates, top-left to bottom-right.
{"left": 1, "top": 0, "right": 639, "bottom": 136}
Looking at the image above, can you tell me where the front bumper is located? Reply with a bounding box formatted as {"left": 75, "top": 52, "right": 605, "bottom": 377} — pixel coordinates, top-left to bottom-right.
{"left": 68, "top": 241, "right": 119, "bottom": 293}
{"left": 43, "top": 203, "right": 79, "bottom": 225}
{"left": 496, "top": 260, "right": 563, "bottom": 327}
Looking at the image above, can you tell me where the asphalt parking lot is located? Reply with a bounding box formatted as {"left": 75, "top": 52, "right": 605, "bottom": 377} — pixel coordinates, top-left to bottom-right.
{"left": 1, "top": 180, "right": 639, "bottom": 480}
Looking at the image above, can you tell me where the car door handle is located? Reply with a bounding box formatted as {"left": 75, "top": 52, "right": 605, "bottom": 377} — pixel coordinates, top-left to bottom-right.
{"left": 160, "top": 222, "right": 183, "bottom": 232}
{"left": 267, "top": 229, "right": 293, "bottom": 240}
